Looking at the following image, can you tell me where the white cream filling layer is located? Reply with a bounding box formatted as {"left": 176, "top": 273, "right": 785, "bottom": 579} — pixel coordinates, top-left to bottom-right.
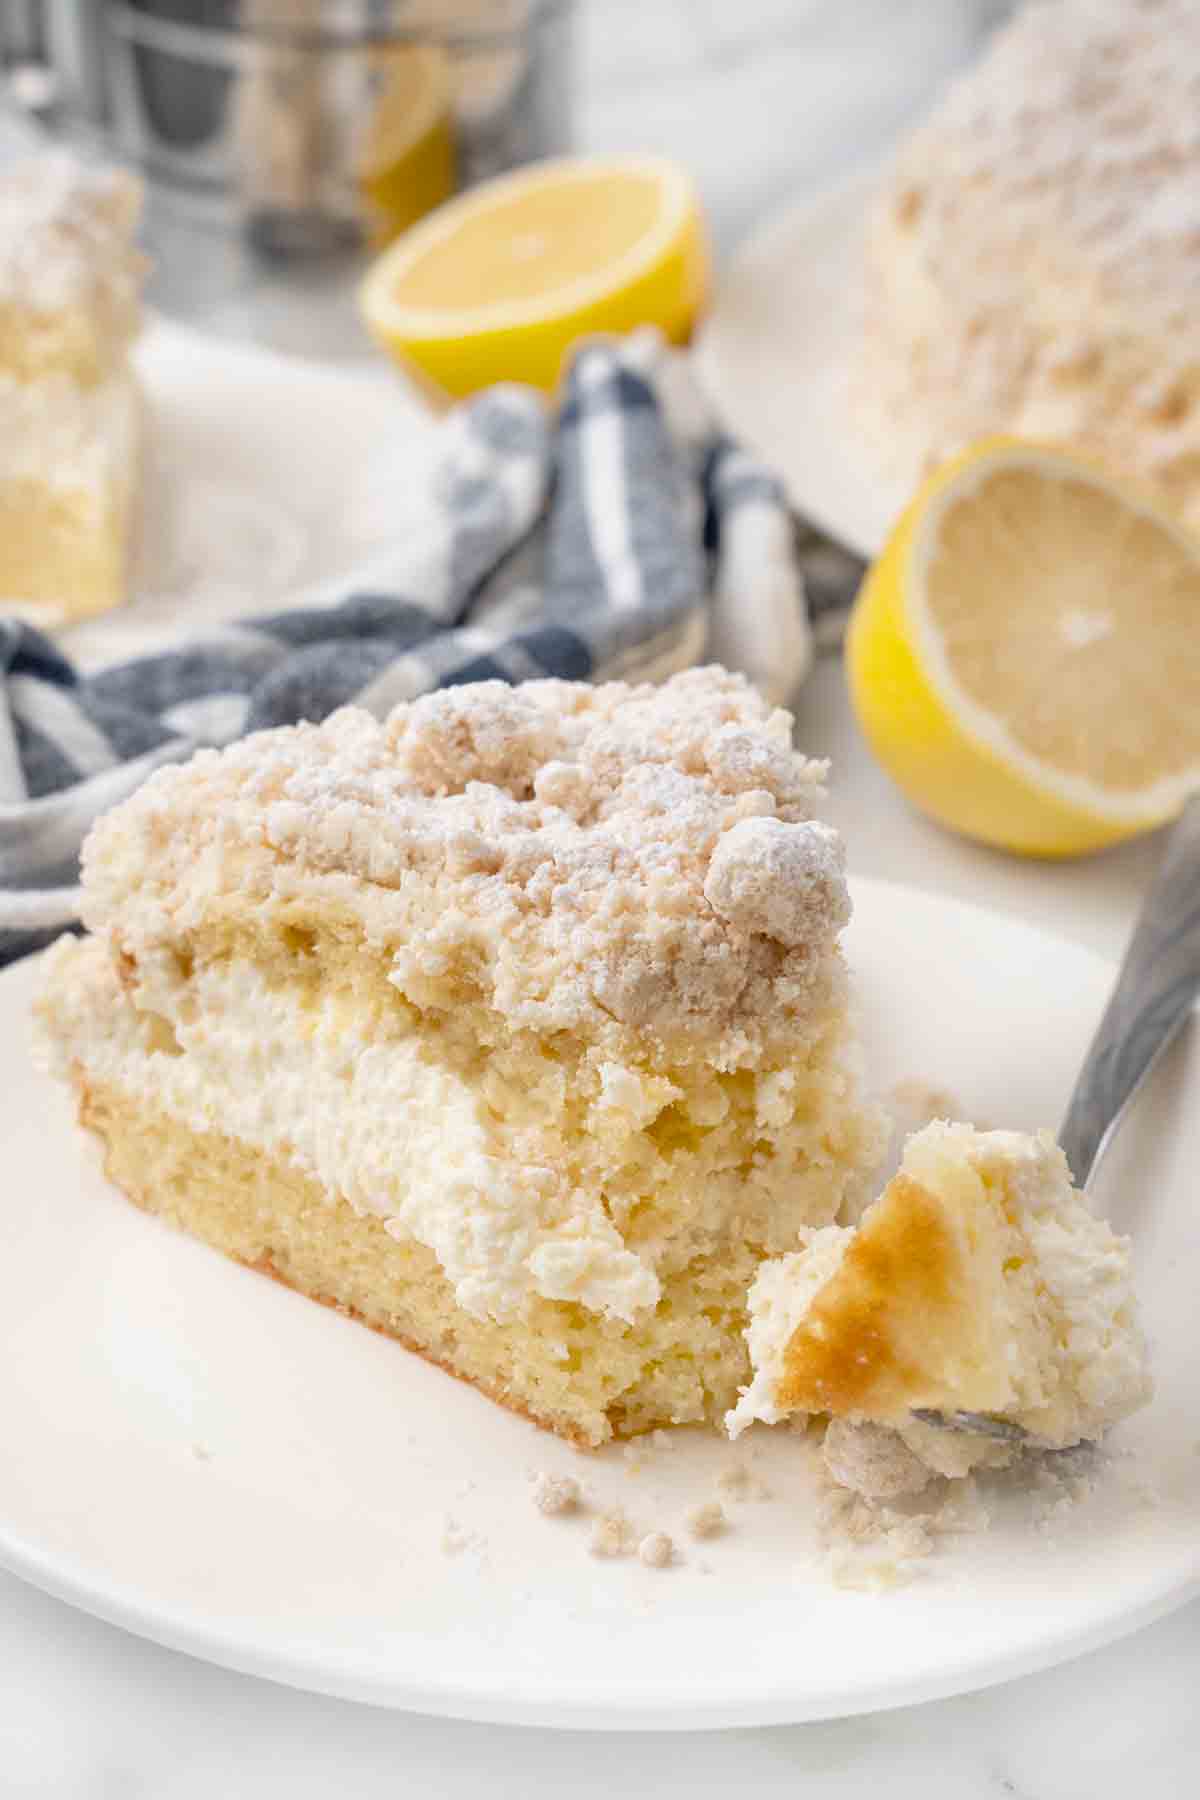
{"left": 0, "top": 366, "right": 137, "bottom": 490}
{"left": 912, "top": 1124, "right": 1149, "bottom": 1430}
{"left": 56, "top": 947, "right": 661, "bottom": 1325}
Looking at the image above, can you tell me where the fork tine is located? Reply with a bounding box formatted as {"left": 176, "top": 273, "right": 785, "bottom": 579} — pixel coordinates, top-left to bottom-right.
{"left": 911, "top": 1408, "right": 1030, "bottom": 1443}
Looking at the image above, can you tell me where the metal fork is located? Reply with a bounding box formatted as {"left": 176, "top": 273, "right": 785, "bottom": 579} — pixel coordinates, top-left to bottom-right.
{"left": 915, "top": 793, "right": 1200, "bottom": 1442}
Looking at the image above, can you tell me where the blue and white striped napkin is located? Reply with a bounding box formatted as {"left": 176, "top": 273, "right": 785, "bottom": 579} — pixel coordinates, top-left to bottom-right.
{"left": 0, "top": 331, "right": 813, "bottom": 965}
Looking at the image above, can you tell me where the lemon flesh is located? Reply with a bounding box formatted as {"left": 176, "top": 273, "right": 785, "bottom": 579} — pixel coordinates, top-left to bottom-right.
{"left": 360, "top": 155, "right": 709, "bottom": 398}
{"left": 847, "top": 440, "right": 1200, "bottom": 856}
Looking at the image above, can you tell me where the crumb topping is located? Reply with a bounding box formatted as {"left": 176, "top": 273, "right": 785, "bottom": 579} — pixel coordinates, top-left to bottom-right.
{"left": 80, "top": 668, "right": 845, "bottom": 1063}
{"left": 882, "top": 0, "right": 1200, "bottom": 333}
{"left": 703, "top": 817, "right": 849, "bottom": 948}
{"left": 859, "top": 0, "right": 1200, "bottom": 522}
{"left": 0, "top": 154, "right": 144, "bottom": 356}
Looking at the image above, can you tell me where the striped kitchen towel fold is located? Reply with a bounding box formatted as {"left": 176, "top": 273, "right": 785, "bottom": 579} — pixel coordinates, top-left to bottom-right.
{"left": 0, "top": 332, "right": 813, "bottom": 965}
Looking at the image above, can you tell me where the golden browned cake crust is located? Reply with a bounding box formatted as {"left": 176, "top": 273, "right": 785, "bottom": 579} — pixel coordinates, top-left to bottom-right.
{"left": 731, "top": 1122, "right": 1151, "bottom": 1460}
{"left": 776, "top": 1174, "right": 994, "bottom": 1420}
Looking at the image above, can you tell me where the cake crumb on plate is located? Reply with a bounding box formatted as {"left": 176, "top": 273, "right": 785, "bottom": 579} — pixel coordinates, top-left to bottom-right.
{"left": 638, "top": 1532, "right": 675, "bottom": 1569}
{"left": 822, "top": 1420, "right": 932, "bottom": 1501}
{"left": 717, "top": 1462, "right": 770, "bottom": 1502}
{"left": 441, "top": 1517, "right": 470, "bottom": 1556}
{"left": 827, "top": 1538, "right": 929, "bottom": 1592}
{"left": 684, "top": 1502, "right": 726, "bottom": 1539}
{"left": 531, "top": 1472, "right": 582, "bottom": 1517}
{"left": 590, "top": 1510, "right": 636, "bottom": 1558}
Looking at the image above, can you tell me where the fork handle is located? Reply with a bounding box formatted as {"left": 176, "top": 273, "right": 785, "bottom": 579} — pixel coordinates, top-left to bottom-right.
{"left": 1059, "top": 793, "right": 1200, "bottom": 1189}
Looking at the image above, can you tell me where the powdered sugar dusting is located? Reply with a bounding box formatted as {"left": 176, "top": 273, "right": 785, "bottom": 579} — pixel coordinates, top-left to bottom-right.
{"left": 703, "top": 816, "right": 849, "bottom": 948}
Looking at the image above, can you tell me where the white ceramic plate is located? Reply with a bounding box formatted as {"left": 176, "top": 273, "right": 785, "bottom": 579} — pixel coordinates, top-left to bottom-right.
{"left": 695, "top": 164, "right": 904, "bottom": 559}
{"left": 62, "top": 318, "right": 438, "bottom": 671}
{"left": 2, "top": 879, "right": 1197, "bottom": 1729}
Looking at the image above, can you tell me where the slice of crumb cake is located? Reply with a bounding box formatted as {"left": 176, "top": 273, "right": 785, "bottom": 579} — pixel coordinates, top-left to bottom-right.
{"left": 0, "top": 154, "right": 146, "bottom": 626}
{"left": 37, "top": 668, "right": 884, "bottom": 1446}
{"left": 728, "top": 1121, "right": 1151, "bottom": 1479}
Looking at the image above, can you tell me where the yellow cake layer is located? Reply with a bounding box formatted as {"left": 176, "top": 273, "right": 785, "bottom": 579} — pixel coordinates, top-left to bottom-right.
{"left": 41, "top": 917, "right": 881, "bottom": 1396}
{"left": 0, "top": 469, "right": 134, "bottom": 626}
{"left": 76, "top": 1076, "right": 769, "bottom": 1447}
{"left": 0, "top": 364, "right": 139, "bottom": 626}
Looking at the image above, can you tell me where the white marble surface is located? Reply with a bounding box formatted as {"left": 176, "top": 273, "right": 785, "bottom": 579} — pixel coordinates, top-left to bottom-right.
{"left": 3, "top": 1, "right": 1199, "bottom": 1793}
{"left": 580, "top": 0, "right": 998, "bottom": 254}
{"left": 4, "top": 1556, "right": 1199, "bottom": 1799}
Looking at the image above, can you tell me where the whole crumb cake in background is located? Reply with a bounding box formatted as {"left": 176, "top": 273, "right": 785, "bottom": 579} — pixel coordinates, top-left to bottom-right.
{"left": 0, "top": 154, "right": 146, "bottom": 626}
{"left": 38, "top": 667, "right": 885, "bottom": 1448}
{"left": 857, "top": 0, "right": 1200, "bottom": 527}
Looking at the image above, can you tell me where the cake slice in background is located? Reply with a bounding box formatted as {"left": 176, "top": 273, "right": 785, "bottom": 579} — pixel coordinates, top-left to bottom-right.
{"left": 728, "top": 1120, "right": 1151, "bottom": 1483}
{"left": 857, "top": 0, "right": 1200, "bottom": 529}
{"left": 0, "top": 154, "right": 146, "bottom": 627}
{"left": 37, "top": 668, "right": 885, "bottom": 1446}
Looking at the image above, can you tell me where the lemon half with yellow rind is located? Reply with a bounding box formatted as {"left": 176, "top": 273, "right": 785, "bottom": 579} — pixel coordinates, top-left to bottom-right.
{"left": 360, "top": 154, "right": 709, "bottom": 399}
{"left": 847, "top": 439, "right": 1200, "bottom": 857}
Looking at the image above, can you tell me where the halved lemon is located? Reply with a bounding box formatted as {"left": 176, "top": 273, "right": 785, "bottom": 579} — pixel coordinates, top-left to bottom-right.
{"left": 847, "top": 439, "right": 1200, "bottom": 856}
{"left": 360, "top": 154, "right": 709, "bottom": 399}
{"left": 356, "top": 45, "right": 456, "bottom": 245}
